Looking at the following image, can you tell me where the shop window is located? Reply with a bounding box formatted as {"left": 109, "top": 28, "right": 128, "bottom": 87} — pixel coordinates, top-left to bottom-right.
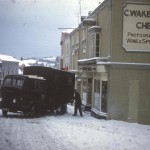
{"left": 94, "top": 79, "right": 100, "bottom": 111}
{"left": 87, "top": 78, "right": 92, "bottom": 105}
{"left": 101, "top": 81, "right": 107, "bottom": 113}
{"left": 94, "top": 80, "right": 107, "bottom": 113}
{"left": 82, "top": 77, "right": 87, "bottom": 103}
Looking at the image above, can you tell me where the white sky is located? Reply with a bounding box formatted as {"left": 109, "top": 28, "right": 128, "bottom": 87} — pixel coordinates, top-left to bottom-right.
{"left": 0, "top": 0, "right": 104, "bottom": 59}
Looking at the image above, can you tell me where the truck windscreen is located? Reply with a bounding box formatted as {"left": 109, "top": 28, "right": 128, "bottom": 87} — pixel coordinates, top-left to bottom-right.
{"left": 3, "top": 77, "right": 24, "bottom": 87}
{"left": 3, "top": 77, "right": 11, "bottom": 86}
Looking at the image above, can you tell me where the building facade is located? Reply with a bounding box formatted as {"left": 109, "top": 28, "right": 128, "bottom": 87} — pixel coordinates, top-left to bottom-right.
{"left": 61, "top": 0, "right": 150, "bottom": 125}
{"left": 60, "top": 32, "right": 70, "bottom": 70}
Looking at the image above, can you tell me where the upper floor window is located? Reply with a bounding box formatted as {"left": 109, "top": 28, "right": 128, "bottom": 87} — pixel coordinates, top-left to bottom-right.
{"left": 71, "top": 35, "right": 75, "bottom": 46}
{"left": 96, "top": 34, "right": 100, "bottom": 57}
{"left": 75, "top": 31, "right": 79, "bottom": 44}
{"left": 90, "top": 33, "right": 100, "bottom": 57}
{"left": 82, "top": 29, "right": 86, "bottom": 41}
{"left": 88, "top": 26, "right": 101, "bottom": 58}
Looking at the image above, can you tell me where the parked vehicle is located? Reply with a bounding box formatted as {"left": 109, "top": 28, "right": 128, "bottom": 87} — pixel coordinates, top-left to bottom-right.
{"left": 0, "top": 66, "right": 75, "bottom": 117}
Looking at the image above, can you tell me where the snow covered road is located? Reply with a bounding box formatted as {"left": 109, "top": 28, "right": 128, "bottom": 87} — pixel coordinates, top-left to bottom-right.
{"left": 0, "top": 105, "right": 150, "bottom": 150}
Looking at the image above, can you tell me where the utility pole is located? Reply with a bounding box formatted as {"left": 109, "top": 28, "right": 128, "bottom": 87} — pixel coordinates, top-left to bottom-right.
{"left": 79, "top": 0, "right": 82, "bottom": 24}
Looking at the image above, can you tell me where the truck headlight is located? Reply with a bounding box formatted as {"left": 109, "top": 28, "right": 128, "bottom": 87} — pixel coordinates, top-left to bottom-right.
{"left": 13, "top": 99, "right": 17, "bottom": 103}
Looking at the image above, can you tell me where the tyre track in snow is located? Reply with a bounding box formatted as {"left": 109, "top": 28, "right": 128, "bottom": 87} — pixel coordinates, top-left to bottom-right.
{"left": 0, "top": 113, "right": 67, "bottom": 150}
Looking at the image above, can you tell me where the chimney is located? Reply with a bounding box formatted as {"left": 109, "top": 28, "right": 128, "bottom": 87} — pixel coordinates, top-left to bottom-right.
{"left": 88, "top": 11, "right": 92, "bottom": 15}
{"left": 81, "top": 16, "right": 87, "bottom": 22}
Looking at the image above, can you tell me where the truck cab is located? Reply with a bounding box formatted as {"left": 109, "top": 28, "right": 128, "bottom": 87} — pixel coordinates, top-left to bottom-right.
{"left": 0, "top": 75, "right": 47, "bottom": 117}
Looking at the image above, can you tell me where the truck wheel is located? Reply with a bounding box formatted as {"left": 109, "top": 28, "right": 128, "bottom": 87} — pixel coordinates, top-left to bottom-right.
{"left": 61, "top": 104, "right": 67, "bottom": 114}
{"left": 2, "top": 110, "right": 8, "bottom": 117}
{"left": 30, "top": 106, "right": 36, "bottom": 117}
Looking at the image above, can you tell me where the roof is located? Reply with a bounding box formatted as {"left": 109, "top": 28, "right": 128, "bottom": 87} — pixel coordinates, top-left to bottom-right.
{"left": 0, "top": 54, "right": 19, "bottom": 62}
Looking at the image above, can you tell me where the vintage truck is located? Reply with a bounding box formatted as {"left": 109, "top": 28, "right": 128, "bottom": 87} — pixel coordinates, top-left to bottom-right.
{"left": 0, "top": 66, "right": 75, "bottom": 117}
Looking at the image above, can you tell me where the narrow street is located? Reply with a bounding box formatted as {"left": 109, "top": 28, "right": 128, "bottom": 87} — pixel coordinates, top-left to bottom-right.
{"left": 0, "top": 105, "right": 150, "bottom": 150}
{"left": 0, "top": 113, "right": 68, "bottom": 150}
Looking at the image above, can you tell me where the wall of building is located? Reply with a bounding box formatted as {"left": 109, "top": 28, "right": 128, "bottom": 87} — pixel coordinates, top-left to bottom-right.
{"left": 108, "top": 68, "right": 150, "bottom": 124}
{"left": 97, "top": 0, "right": 111, "bottom": 58}
{"left": 61, "top": 0, "right": 150, "bottom": 125}
{"left": 105, "top": 0, "right": 150, "bottom": 124}
{"left": 64, "top": 35, "right": 71, "bottom": 69}
{"left": 111, "top": 0, "right": 150, "bottom": 63}
{"left": 2, "top": 61, "right": 19, "bottom": 77}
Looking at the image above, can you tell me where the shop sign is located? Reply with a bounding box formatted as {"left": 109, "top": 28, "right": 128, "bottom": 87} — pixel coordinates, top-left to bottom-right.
{"left": 122, "top": 2, "right": 150, "bottom": 52}
{"left": 81, "top": 66, "right": 96, "bottom": 71}
{"left": 82, "top": 66, "right": 92, "bottom": 71}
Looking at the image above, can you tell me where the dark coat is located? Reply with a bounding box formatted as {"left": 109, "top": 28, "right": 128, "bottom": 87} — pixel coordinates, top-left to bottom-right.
{"left": 74, "top": 91, "right": 82, "bottom": 106}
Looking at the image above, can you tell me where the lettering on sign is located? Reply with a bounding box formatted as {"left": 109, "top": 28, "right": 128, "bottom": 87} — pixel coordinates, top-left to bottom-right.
{"left": 122, "top": 2, "right": 150, "bottom": 52}
{"left": 82, "top": 67, "right": 93, "bottom": 71}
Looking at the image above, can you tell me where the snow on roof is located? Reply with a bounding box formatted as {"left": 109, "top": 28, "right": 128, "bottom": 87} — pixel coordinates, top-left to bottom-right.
{"left": 22, "top": 59, "right": 37, "bottom": 64}
{"left": 61, "top": 25, "right": 79, "bottom": 34}
{"left": 19, "top": 59, "right": 36, "bottom": 67}
{"left": 84, "top": 18, "right": 96, "bottom": 21}
{"left": 77, "top": 57, "right": 100, "bottom": 62}
{"left": 41, "top": 57, "right": 56, "bottom": 61}
{"left": 19, "top": 60, "right": 30, "bottom": 67}
{"left": 0, "top": 54, "right": 19, "bottom": 62}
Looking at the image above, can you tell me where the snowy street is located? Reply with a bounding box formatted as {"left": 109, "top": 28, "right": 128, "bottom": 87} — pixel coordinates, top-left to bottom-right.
{"left": 0, "top": 104, "right": 150, "bottom": 150}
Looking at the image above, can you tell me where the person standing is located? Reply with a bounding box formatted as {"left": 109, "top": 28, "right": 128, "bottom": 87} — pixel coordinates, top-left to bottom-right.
{"left": 73, "top": 89, "right": 83, "bottom": 117}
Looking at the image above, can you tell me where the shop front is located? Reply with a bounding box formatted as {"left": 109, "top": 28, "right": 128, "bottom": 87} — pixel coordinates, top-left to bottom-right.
{"left": 79, "top": 65, "right": 94, "bottom": 111}
{"left": 91, "top": 64, "right": 108, "bottom": 119}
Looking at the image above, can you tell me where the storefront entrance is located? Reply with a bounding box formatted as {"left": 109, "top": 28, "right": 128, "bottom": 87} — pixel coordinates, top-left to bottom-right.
{"left": 93, "top": 79, "right": 107, "bottom": 113}
{"left": 82, "top": 77, "right": 92, "bottom": 111}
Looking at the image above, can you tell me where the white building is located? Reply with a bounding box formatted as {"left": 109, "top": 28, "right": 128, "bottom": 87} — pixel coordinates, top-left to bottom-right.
{"left": 0, "top": 54, "right": 19, "bottom": 85}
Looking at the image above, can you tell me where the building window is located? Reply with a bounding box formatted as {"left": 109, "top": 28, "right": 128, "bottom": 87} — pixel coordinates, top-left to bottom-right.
{"left": 101, "top": 81, "right": 107, "bottom": 113}
{"left": 94, "top": 79, "right": 100, "bottom": 110}
{"left": 82, "top": 77, "right": 87, "bottom": 104}
{"left": 76, "top": 31, "right": 79, "bottom": 44}
{"left": 94, "top": 80, "right": 107, "bottom": 113}
{"left": 96, "top": 34, "right": 100, "bottom": 57}
{"left": 90, "top": 33, "right": 100, "bottom": 58}
{"left": 71, "top": 35, "right": 75, "bottom": 46}
{"left": 82, "top": 30, "right": 86, "bottom": 41}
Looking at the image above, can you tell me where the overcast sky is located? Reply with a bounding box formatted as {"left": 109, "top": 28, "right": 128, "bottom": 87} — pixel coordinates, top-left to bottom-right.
{"left": 0, "top": 0, "right": 103, "bottom": 59}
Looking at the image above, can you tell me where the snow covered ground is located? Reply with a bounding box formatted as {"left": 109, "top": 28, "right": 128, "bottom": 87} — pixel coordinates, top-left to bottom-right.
{"left": 0, "top": 104, "right": 150, "bottom": 150}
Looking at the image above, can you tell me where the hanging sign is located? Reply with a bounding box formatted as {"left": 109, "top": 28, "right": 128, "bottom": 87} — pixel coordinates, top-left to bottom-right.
{"left": 122, "top": 2, "right": 150, "bottom": 52}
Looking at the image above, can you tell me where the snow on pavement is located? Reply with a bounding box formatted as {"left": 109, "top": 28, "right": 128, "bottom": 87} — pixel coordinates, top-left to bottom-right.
{"left": 0, "top": 104, "right": 150, "bottom": 150}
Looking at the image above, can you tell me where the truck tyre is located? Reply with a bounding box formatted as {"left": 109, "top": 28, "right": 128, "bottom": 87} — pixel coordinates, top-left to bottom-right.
{"left": 30, "top": 106, "right": 36, "bottom": 117}
{"left": 61, "top": 104, "right": 67, "bottom": 114}
{"left": 2, "top": 110, "right": 8, "bottom": 117}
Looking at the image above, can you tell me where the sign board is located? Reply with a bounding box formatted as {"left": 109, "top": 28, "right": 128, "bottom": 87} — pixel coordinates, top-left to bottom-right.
{"left": 122, "top": 2, "right": 150, "bottom": 52}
